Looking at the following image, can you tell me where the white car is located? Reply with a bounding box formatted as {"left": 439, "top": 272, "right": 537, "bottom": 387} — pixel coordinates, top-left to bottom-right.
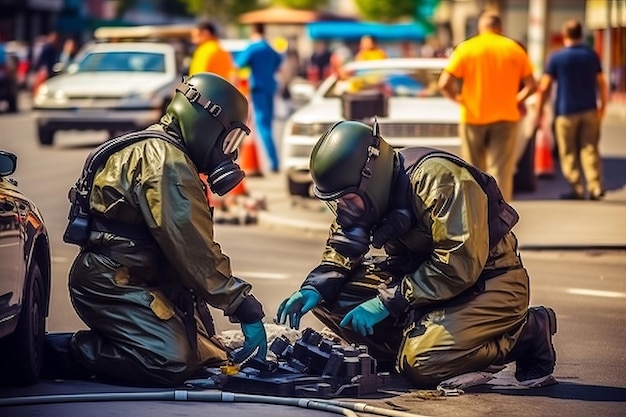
{"left": 281, "top": 58, "right": 536, "bottom": 197}
{"left": 32, "top": 41, "right": 182, "bottom": 145}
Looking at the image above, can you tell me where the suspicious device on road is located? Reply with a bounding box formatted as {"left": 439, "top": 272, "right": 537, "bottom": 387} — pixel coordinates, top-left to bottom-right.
{"left": 192, "top": 328, "right": 392, "bottom": 398}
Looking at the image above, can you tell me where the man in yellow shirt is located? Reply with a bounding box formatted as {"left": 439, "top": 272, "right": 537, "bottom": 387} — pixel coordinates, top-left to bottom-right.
{"left": 355, "top": 35, "right": 387, "bottom": 61}
{"left": 188, "top": 21, "right": 235, "bottom": 82}
{"left": 438, "top": 13, "right": 536, "bottom": 201}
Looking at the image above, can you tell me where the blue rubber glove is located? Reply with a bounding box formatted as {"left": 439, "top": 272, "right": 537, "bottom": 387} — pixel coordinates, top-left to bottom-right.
{"left": 275, "top": 287, "right": 322, "bottom": 330}
{"left": 231, "top": 321, "right": 267, "bottom": 364}
{"left": 340, "top": 297, "right": 390, "bottom": 336}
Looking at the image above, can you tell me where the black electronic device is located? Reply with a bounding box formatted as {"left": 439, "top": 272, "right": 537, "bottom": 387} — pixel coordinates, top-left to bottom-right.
{"left": 197, "top": 328, "right": 391, "bottom": 398}
{"left": 341, "top": 90, "right": 388, "bottom": 121}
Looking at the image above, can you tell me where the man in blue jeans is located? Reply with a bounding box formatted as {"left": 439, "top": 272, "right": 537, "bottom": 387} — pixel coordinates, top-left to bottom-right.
{"left": 236, "top": 23, "right": 283, "bottom": 172}
{"left": 535, "top": 19, "right": 608, "bottom": 200}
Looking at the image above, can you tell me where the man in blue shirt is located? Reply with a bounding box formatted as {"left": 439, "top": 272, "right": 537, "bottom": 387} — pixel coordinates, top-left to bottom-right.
{"left": 536, "top": 20, "right": 608, "bottom": 200}
{"left": 235, "top": 23, "right": 283, "bottom": 172}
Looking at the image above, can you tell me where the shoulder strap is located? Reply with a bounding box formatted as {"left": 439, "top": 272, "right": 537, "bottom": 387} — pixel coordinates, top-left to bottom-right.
{"left": 63, "top": 129, "right": 187, "bottom": 245}
{"left": 74, "top": 129, "right": 186, "bottom": 208}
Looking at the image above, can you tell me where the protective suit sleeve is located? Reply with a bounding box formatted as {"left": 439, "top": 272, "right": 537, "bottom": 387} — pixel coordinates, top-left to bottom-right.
{"left": 134, "top": 140, "right": 262, "bottom": 319}
{"left": 301, "top": 222, "right": 359, "bottom": 302}
{"left": 380, "top": 157, "right": 490, "bottom": 317}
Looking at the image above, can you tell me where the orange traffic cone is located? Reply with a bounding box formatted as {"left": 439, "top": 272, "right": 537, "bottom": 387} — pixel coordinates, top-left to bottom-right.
{"left": 239, "top": 133, "right": 263, "bottom": 177}
{"left": 534, "top": 123, "right": 555, "bottom": 179}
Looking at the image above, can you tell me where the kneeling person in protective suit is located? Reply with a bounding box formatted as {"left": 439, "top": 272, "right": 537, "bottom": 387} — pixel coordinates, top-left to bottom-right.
{"left": 45, "top": 73, "right": 267, "bottom": 387}
{"left": 276, "top": 120, "right": 557, "bottom": 389}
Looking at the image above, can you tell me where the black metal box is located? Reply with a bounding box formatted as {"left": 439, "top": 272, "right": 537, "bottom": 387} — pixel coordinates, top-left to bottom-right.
{"left": 341, "top": 91, "right": 388, "bottom": 121}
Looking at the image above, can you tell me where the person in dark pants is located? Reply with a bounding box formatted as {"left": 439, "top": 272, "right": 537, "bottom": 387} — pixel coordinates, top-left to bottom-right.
{"left": 35, "top": 32, "right": 60, "bottom": 77}
{"left": 276, "top": 120, "right": 558, "bottom": 390}
{"left": 535, "top": 19, "right": 608, "bottom": 200}
{"left": 235, "top": 23, "right": 283, "bottom": 173}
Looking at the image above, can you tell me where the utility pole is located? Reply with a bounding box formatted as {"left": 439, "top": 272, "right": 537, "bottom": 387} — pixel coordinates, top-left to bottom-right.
{"left": 603, "top": 0, "right": 613, "bottom": 98}
{"left": 527, "top": 0, "right": 548, "bottom": 79}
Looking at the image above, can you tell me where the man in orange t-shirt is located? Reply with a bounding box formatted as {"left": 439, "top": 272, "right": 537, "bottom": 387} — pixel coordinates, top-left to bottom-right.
{"left": 438, "top": 13, "right": 536, "bottom": 201}
{"left": 188, "top": 21, "right": 235, "bottom": 82}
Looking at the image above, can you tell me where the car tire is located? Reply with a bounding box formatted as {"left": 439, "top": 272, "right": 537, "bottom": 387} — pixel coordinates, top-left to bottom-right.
{"left": 514, "top": 132, "right": 537, "bottom": 193}
{"left": 38, "top": 127, "right": 54, "bottom": 146}
{"left": 0, "top": 263, "right": 46, "bottom": 386}
{"left": 287, "top": 169, "right": 315, "bottom": 198}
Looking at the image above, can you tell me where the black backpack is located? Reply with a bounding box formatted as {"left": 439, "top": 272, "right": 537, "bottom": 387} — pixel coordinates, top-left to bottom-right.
{"left": 63, "top": 129, "right": 187, "bottom": 246}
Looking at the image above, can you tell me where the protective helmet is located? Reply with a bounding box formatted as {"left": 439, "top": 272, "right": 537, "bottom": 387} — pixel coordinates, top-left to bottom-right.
{"left": 310, "top": 120, "right": 396, "bottom": 224}
{"left": 163, "top": 73, "right": 250, "bottom": 195}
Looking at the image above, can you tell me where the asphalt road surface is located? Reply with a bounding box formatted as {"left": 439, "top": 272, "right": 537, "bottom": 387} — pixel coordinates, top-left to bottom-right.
{"left": 0, "top": 98, "right": 625, "bottom": 417}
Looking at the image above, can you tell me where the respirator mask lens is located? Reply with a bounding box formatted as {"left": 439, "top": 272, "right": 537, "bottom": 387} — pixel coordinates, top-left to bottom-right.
{"left": 325, "top": 193, "right": 366, "bottom": 220}
{"left": 222, "top": 122, "right": 250, "bottom": 155}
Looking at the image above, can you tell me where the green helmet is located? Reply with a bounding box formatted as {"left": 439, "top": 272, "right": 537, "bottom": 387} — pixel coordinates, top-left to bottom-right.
{"left": 165, "top": 73, "right": 248, "bottom": 164}
{"left": 163, "top": 73, "right": 250, "bottom": 195}
{"left": 310, "top": 120, "right": 396, "bottom": 222}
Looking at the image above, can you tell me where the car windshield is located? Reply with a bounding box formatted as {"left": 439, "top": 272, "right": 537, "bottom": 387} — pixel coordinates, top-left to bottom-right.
{"left": 75, "top": 51, "right": 166, "bottom": 73}
{"left": 324, "top": 67, "right": 443, "bottom": 99}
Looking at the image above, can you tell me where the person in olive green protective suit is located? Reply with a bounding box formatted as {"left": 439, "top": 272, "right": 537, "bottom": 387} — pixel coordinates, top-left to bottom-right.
{"left": 276, "top": 120, "right": 558, "bottom": 389}
{"left": 44, "top": 73, "right": 268, "bottom": 387}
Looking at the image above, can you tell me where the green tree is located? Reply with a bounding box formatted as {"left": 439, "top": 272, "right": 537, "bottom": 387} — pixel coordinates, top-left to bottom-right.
{"left": 178, "top": 0, "right": 258, "bottom": 21}
{"left": 270, "top": 0, "right": 328, "bottom": 10}
{"left": 354, "top": 0, "right": 438, "bottom": 25}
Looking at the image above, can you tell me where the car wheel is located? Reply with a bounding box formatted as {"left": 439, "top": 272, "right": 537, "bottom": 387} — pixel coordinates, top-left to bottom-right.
{"left": 514, "top": 131, "right": 537, "bottom": 193}
{"left": 0, "top": 263, "right": 46, "bottom": 386}
{"left": 38, "top": 127, "right": 54, "bottom": 146}
{"left": 287, "top": 169, "right": 314, "bottom": 198}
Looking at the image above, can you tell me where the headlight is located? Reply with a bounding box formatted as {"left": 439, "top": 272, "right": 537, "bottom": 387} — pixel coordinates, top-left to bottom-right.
{"left": 290, "top": 122, "right": 333, "bottom": 136}
{"left": 35, "top": 84, "right": 49, "bottom": 98}
{"left": 53, "top": 90, "right": 66, "bottom": 100}
{"left": 127, "top": 90, "right": 156, "bottom": 101}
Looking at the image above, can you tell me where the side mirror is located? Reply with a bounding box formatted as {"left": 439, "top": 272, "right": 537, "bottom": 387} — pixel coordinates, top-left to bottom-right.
{"left": 0, "top": 151, "right": 17, "bottom": 176}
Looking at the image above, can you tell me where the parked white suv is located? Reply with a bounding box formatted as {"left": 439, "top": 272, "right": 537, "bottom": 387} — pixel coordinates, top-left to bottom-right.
{"left": 32, "top": 41, "right": 182, "bottom": 145}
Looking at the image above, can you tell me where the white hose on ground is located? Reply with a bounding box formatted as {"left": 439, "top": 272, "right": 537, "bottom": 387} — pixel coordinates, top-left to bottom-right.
{"left": 0, "top": 390, "right": 431, "bottom": 417}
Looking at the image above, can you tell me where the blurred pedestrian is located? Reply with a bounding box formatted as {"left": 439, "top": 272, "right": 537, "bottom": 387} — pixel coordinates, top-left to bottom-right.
{"left": 437, "top": 12, "right": 536, "bottom": 201}
{"left": 309, "top": 41, "right": 331, "bottom": 84}
{"left": 58, "top": 37, "right": 78, "bottom": 70}
{"left": 535, "top": 20, "right": 607, "bottom": 200}
{"left": 235, "top": 23, "right": 283, "bottom": 173}
{"left": 188, "top": 20, "right": 235, "bottom": 82}
{"left": 35, "top": 32, "right": 60, "bottom": 78}
{"left": 355, "top": 35, "right": 387, "bottom": 61}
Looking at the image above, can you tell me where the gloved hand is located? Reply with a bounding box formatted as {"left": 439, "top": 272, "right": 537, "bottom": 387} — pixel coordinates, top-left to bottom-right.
{"left": 231, "top": 321, "right": 267, "bottom": 364}
{"left": 340, "top": 296, "right": 389, "bottom": 336}
{"left": 275, "top": 287, "right": 322, "bottom": 330}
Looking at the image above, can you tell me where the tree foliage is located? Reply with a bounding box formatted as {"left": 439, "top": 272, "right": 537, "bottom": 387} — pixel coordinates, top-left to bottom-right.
{"left": 178, "top": 0, "right": 259, "bottom": 21}
{"left": 354, "top": 0, "right": 437, "bottom": 23}
{"left": 270, "top": 0, "right": 328, "bottom": 10}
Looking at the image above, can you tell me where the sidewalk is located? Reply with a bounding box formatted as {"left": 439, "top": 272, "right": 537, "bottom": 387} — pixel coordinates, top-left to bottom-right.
{"left": 247, "top": 166, "right": 626, "bottom": 252}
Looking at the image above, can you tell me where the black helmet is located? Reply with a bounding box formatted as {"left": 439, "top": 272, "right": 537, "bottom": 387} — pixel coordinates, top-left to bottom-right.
{"left": 310, "top": 120, "right": 396, "bottom": 224}
{"left": 162, "top": 73, "right": 250, "bottom": 195}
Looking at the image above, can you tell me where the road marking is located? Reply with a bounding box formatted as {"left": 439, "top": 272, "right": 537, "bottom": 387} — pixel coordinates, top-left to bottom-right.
{"left": 236, "top": 271, "right": 290, "bottom": 280}
{"left": 567, "top": 288, "right": 626, "bottom": 298}
{"left": 51, "top": 256, "right": 69, "bottom": 263}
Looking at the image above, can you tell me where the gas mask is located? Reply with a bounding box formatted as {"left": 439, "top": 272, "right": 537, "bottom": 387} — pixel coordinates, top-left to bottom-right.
{"left": 326, "top": 192, "right": 375, "bottom": 258}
